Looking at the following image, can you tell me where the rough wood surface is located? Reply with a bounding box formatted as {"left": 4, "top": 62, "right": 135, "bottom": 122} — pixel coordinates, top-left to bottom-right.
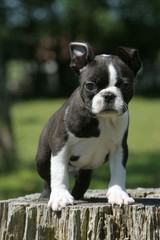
{"left": 0, "top": 188, "right": 160, "bottom": 240}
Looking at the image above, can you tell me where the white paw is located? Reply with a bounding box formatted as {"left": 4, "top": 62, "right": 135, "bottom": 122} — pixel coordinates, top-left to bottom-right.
{"left": 48, "top": 188, "right": 74, "bottom": 211}
{"left": 107, "top": 186, "right": 135, "bottom": 206}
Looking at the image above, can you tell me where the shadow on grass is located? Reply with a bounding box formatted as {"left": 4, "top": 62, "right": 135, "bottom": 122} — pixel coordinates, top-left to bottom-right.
{"left": 0, "top": 160, "right": 43, "bottom": 200}
{"left": 0, "top": 151, "right": 159, "bottom": 200}
{"left": 89, "top": 151, "right": 160, "bottom": 189}
{"left": 127, "top": 151, "right": 160, "bottom": 188}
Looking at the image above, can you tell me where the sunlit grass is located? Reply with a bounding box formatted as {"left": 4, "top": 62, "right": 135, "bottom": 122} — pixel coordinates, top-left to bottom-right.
{"left": 12, "top": 99, "right": 65, "bottom": 162}
{"left": 0, "top": 97, "right": 159, "bottom": 199}
{"left": 129, "top": 97, "right": 160, "bottom": 152}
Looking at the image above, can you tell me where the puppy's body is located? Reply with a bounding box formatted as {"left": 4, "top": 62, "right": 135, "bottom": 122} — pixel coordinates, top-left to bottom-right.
{"left": 36, "top": 43, "right": 141, "bottom": 211}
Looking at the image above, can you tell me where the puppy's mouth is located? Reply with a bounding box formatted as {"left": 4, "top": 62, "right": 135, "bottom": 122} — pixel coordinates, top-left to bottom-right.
{"left": 101, "top": 108, "right": 118, "bottom": 114}
{"left": 92, "top": 104, "right": 128, "bottom": 117}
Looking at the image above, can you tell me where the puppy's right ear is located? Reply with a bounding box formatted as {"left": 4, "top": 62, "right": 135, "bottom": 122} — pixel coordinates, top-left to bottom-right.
{"left": 69, "top": 42, "right": 94, "bottom": 74}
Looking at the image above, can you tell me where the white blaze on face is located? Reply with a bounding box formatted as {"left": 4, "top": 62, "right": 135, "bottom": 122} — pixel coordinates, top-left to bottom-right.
{"left": 91, "top": 63, "right": 125, "bottom": 115}
{"left": 108, "top": 64, "right": 117, "bottom": 87}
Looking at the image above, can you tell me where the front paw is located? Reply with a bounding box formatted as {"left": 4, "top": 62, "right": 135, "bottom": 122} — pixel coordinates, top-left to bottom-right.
{"left": 48, "top": 188, "right": 74, "bottom": 211}
{"left": 107, "top": 186, "right": 135, "bottom": 206}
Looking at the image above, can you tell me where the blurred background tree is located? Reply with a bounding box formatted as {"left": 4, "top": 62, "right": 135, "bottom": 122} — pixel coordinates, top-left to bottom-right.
{"left": 0, "top": 0, "right": 160, "bottom": 180}
{"left": 1, "top": 0, "right": 160, "bottom": 97}
{"left": 0, "top": 53, "right": 16, "bottom": 171}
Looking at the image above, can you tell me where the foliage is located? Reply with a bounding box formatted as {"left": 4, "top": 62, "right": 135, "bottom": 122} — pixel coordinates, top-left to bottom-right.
{"left": 1, "top": 0, "right": 160, "bottom": 97}
{"left": 1, "top": 0, "right": 160, "bottom": 59}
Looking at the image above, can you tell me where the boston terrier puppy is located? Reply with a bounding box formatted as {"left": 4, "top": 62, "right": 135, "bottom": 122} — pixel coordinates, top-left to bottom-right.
{"left": 36, "top": 42, "right": 142, "bottom": 211}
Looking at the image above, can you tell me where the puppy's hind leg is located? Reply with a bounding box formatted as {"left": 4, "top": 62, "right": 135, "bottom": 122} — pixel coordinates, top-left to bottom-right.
{"left": 36, "top": 131, "right": 51, "bottom": 199}
{"left": 40, "top": 181, "right": 51, "bottom": 199}
{"left": 72, "top": 169, "right": 92, "bottom": 200}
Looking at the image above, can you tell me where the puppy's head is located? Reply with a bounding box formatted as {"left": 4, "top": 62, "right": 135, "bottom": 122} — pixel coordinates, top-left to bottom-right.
{"left": 69, "top": 42, "right": 142, "bottom": 117}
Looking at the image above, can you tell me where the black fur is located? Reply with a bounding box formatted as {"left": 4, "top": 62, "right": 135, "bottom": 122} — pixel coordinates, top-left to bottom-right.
{"left": 71, "top": 169, "right": 92, "bottom": 200}
{"left": 36, "top": 42, "right": 142, "bottom": 201}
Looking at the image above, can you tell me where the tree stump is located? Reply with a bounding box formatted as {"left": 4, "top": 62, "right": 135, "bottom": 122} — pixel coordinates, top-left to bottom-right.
{"left": 0, "top": 188, "right": 160, "bottom": 240}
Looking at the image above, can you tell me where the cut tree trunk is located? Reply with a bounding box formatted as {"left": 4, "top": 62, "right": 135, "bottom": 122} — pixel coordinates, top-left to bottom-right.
{"left": 0, "top": 188, "right": 160, "bottom": 240}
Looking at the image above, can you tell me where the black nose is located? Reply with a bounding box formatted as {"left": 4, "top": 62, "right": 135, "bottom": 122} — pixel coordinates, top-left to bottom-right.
{"left": 102, "top": 92, "right": 116, "bottom": 103}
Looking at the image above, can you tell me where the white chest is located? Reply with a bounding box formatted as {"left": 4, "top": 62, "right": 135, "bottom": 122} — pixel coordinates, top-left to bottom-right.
{"left": 68, "top": 112, "right": 128, "bottom": 170}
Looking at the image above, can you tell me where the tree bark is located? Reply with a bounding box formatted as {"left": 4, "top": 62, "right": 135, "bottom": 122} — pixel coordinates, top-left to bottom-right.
{"left": 0, "top": 188, "right": 160, "bottom": 240}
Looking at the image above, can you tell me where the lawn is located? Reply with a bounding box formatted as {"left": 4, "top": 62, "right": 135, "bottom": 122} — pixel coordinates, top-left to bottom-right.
{"left": 0, "top": 97, "right": 159, "bottom": 199}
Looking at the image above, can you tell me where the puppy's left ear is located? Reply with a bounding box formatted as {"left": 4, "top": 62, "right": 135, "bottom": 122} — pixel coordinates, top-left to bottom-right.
{"left": 69, "top": 42, "right": 94, "bottom": 74}
{"left": 117, "top": 47, "right": 142, "bottom": 76}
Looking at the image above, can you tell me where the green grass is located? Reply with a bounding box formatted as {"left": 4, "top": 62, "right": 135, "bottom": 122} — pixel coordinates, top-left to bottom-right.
{"left": 0, "top": 97, "right": 160, "bottom": 199}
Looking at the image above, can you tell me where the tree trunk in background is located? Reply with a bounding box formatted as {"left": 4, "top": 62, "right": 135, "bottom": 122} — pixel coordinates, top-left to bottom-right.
{"left": 0, "top": 54, "right": 17, "bottom": 172}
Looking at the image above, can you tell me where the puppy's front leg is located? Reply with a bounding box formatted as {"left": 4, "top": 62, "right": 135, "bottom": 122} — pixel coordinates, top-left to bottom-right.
{"left": 48, "top": 149, "right": 74, "bottom": 211}
{"left": 107, "top": 146, "right": 134, "bottom": 205}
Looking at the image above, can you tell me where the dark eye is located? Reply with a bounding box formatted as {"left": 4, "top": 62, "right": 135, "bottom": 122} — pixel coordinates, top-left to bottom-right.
{"left": 122, "top": 82, "right": 130, "bottom": 91}
{"left": 85, "top": 82, "right": 97, "bottom": 91}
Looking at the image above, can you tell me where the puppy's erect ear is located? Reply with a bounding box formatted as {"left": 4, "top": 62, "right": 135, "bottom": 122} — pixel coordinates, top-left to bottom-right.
{"left": 69, "top": 42, "right": 94, "bottom": 74}
{"left": 117, "top": 47, "right": 142, "bottom": 76}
